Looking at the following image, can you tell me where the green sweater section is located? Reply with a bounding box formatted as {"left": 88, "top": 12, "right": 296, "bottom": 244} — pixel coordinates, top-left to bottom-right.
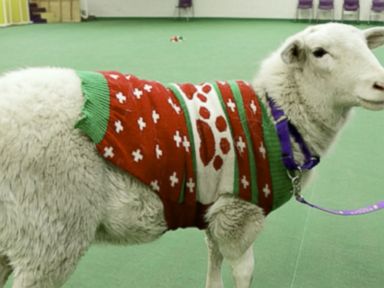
{"left": 259, "top": 99, "right": 293, "bottom": 210}
{"left": 75, "top": 71, "right": 110, "bottom": 144}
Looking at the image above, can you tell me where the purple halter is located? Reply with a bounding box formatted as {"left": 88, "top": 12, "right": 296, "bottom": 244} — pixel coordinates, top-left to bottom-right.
{"left": 267, "top": 95, "right": 384, "bottom": 216}
{"left": 267, "top": 96, "right": 319, "bottom": 171}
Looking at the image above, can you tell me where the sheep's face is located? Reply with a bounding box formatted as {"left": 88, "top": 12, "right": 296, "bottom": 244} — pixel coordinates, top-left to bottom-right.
{"left": 281, "top": 23, "right": 384, "bottom": 111}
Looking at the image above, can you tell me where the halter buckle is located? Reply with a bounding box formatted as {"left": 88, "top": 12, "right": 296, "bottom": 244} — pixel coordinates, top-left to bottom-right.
{"left": 287, "top": 168, "right": 302, "bottom": 197}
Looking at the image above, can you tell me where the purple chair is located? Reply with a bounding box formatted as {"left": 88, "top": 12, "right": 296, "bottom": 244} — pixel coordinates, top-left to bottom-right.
{"left": 316, "top": 0, "right": 334, "bottom": 21}
{"left": 342, "top": 0, "right": 360, "bottom": 21}
{"left": 296, "top": 0, "right": 314, "bottom": 21}
{"left": 176, "top": 0, "right": 193, "bottom": 20}
{"left": 370, "top": 0, "right": 384, "bottom": 22}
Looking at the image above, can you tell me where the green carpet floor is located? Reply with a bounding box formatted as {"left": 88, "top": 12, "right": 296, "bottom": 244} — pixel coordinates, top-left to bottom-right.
{"left": 1, "top": 18, "right": 384, "bottom": 288}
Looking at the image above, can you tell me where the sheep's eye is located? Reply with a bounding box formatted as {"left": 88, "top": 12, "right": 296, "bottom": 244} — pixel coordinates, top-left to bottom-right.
{"left": 312, "top": 48, "right": 327, "bottom": 58}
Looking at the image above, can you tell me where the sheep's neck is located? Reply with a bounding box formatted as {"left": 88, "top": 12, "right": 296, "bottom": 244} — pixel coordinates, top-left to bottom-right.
{"left": 260, "top": 75, "right": 350, "bottom": 160}
{"left": 280, "top": 95, "right": 347, "bottom": 157}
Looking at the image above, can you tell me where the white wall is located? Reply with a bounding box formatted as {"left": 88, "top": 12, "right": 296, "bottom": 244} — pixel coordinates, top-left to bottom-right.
{"left": 88, "top": 0, "right": 376, "bottom": 21}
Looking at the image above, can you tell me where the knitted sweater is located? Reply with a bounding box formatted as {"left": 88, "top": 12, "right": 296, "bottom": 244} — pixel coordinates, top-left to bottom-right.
{"left": 76, "top": 71, "right": 292, "bottom": 230}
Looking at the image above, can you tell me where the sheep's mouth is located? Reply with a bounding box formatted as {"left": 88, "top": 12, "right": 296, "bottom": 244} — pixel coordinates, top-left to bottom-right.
{"left": 358, "top": 97, "right": 384, "bottom": 110}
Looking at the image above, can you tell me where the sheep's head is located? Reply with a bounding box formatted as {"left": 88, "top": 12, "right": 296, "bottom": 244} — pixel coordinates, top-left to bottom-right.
{"left": 281, "top": 23, "right": 384, "bottom": 111}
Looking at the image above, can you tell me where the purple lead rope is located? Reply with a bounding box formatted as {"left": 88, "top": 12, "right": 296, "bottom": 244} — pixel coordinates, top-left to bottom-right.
{"left": 268, "top": 95, "right": 384, "bottom": 216}
{"left": 295, "top": 194, "right": 384, "bottom": 216}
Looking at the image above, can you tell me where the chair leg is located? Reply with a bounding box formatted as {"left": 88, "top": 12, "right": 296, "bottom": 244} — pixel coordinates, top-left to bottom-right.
{"left": 311, "top": 8, "right": 314, "bottom": 22}
{"left": 308, "top": 8, "right": 312, "bottom": 23}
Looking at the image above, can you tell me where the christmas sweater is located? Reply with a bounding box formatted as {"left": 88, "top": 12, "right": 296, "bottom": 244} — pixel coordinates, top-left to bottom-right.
{"left": 75, "top": 71, "right": 292, "bottom": 230}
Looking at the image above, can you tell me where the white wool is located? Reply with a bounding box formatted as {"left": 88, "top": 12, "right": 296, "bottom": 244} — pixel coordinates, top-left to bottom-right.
{"left": 1, "top": 23, "right": 384, "bottom": 288}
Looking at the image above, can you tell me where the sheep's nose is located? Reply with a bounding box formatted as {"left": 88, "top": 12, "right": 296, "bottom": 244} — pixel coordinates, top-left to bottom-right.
{"left": 373, "top": 81, "right": 384, "bottom": 91}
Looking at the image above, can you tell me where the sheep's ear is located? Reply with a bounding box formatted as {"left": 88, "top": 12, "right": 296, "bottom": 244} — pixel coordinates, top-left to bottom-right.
{"left": 364, "top": 27, "right": 384, "bottom": 49}
{"left": 281, "top": 39, "right": 306, "bottom": 65}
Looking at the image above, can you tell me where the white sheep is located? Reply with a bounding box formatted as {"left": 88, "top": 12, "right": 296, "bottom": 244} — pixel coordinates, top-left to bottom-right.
{"left": 1, "top": 22, "right": 384, "bottom": 288}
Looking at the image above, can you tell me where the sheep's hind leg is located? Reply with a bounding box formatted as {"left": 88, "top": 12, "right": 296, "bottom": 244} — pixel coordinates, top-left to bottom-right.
{"left": 0, "top": 255, "right": 12, "bottom": 288}
{"left": 10, "top": 215, "right": 97, "bottom": 288}
{"left": 11, "top": 247, "right": 86, "bottom": 288}
{"left": 12, "top": 274, "right": 53, "bottom": 288}
{"left": 205, "top": 195, "right": 264, "bottom": 288}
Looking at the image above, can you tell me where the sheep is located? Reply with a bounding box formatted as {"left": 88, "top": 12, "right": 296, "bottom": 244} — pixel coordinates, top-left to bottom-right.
{"left": 1, "top": 22, "right": 384, "bottom": 288}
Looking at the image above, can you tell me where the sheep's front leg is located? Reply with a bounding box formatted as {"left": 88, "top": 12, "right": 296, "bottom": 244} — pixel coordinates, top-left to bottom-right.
{"left": 205, "top": 195, "right": 264, "bottom": 288}
{"left": 227, "top": 247, "right": 254, "bottom": 288}
{"left": 205, "top": 232, "right": 224, "bottom": 288}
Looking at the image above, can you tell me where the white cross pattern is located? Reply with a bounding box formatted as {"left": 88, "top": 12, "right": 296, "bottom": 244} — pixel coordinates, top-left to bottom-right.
{"left": 133, "top": 88, "right": 143, "bottom": 99}
{"left": 186, "top": 178, "right": 195, "bottom": 193}
{"left": 263, "top": 184, "right": 271, "bottom": 198}
{"left": 114, "top": 120, "right": 124, "bottom": 133}
{"left": 227, "top": 99, "right": 236, "bottom": 112}
{"left": 155, "top": 144, "right": 163, "bottom": 159}
{"left": 144, "top": 84, "right": 153, "bottom": 93}
{"left": 173, "top": 131, "right": 182, "bottom": 147}
{"left": 168, "top": 98, "right": 181, "bottom": 114}
{"left": 169, "top": 172, "right": 179, "bottom": 187}
{"left": 132, "top": 149, "right": 143, "bottom": 162}
{"left": 152, "top": 110, "right": 160, "bottom": 124}
{"left": 116, "top": 92, "right": 127, "bottom": 104}
{"left": 250, "top": 100, "right": 257, "bottom": 114}
{"left": 137, "top": 117, "right": 147, "bottom": 131}
{"left": 103, "top": 146, "right": 114, "bottom": 158}
{"left": 236, "top": 136, "right": 246, "bottom": 154}
{"left": 150, "top": 180, "right": 160, "bottom": 192}
{"left": 241, "top": 175, "right": 249, "bottom": 189}
{"left": 259, "top": 142, "right": 266, "bottom": 159}
{"left": 109, "top": 74, "right": 119, "bottom": 80}
{"left": 182, "top": 136, "right": 190, "bottom": 152}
